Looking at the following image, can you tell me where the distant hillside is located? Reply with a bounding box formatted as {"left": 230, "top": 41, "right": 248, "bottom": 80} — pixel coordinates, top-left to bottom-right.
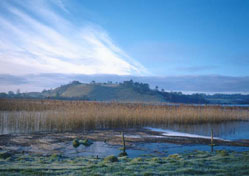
{"left": 41, "top": 80, "right": 165, "bottom": 102}
{"left": 1, "top": 80, "right": 249, "bottom": 104}
{"left": 203, "top": 94, "right": 249, "bottom": 105}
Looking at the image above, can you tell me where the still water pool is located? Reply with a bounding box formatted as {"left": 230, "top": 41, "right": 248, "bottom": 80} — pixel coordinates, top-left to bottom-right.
{"left": 61, "top": 141, "right": 249, "bottom": 158}
{"left": 152, "top": 121, "right": 249, "bottom": 140}
{"left": 62, "top": 121, "right": 249, "bottom": 158}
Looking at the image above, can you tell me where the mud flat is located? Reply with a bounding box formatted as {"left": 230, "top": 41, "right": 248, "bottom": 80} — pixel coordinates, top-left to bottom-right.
{"left": 1, "top": 128, "right": 249, "bottom": 175}
{"left": 1, "top": 128, "right": 249, "bottom": 157}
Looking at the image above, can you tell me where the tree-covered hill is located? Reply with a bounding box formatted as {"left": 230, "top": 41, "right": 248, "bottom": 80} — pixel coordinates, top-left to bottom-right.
{"left": 1, "top": 80, "right": 249, "bottom": 104}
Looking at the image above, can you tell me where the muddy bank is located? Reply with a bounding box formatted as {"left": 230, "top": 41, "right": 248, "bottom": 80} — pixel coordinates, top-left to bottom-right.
{"left": 0, "top": 128, "right": 249, "bottom": 157}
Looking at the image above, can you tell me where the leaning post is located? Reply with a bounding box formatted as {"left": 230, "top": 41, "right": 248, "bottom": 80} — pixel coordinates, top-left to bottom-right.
{"left": 118, "top": 131, "right": 128, "bottom": 157}
{"left": 210, "top": 129, "right": 214, "bottom": 152}
{"left": 122, "top": 132, "right": 126, "bottom": 154}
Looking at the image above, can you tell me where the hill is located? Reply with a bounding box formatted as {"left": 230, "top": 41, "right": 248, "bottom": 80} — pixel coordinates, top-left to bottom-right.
{"left": 1, "top": 80, "right": 249, "bottom": 104}
{"left": 41, "top": 80, "right": 165, "bottom": 102}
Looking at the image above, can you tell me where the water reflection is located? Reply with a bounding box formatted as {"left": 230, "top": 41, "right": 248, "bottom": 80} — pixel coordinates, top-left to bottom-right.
{"left": 1, "top": 111, "right": 249, "bottom": 141}
{"left": 158, "top": 121, "right": 249, "bottom": 140}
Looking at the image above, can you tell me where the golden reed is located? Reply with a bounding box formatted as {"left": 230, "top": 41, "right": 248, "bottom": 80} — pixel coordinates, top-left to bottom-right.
{"left": 0, "top": 99, "right": 248, "bottom": 133}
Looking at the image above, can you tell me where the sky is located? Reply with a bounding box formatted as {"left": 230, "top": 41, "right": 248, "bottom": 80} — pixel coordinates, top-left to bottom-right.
{"left": 0, "top": 0, "right": 249, "bottom": 93}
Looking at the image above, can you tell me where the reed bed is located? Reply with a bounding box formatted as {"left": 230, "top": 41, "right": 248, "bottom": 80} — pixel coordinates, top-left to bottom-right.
{"left": 0, "top": 99, "right": 249, "bottom": 134}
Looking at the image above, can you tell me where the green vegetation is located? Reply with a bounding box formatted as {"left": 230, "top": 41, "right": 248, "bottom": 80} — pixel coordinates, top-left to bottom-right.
{"left": 73, "top": 139, "right": 93, "bottom": 148}
{"left": 0, "top": 151, "right": 249, "bottom": 175}
{"left": 0, "top": 151, "right": 12, "bottom": 159}
{"left": 81, "top": 139, "right": 93, "bottom": 146}
{"left": 1, "top": 80, "right": 249, "bottom": 104}
{"left": 0, "top": 80, "right": 208, "bottom": 103}
{"left": 0, "top": 80, "right": 249, "bottom": 104}
{"left": 72, "top": 139, "right": 80, "bottom": 148}
{"left": 103, "top": 155, "right": 118, "bottom": 163}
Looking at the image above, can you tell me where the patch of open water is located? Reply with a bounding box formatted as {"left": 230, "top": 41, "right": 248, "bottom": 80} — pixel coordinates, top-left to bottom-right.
{"left": 151, "top": 121, "right": 249, "bottom": 141}
{"left": 1, "top": 112, "right": 249, "bottom": 158}
{"left": 59, "top": 141, "right": 249, "bottom": 158}
{"left": 62, "top": 121, "right": 249, "bottom": 158}
{"left": 59, "top": 141, "right": 146, "bottom": 158}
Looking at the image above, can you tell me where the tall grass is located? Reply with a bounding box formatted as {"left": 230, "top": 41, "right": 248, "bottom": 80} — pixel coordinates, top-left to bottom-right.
{"left": 0, "top": 99, "right": 248, "bottom": 133}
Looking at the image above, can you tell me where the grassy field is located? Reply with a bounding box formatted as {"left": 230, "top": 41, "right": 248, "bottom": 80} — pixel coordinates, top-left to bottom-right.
{"left": 0, "top": 150, "right": 249, "bottom": 175}
{"left": 0, "top": 99, "right": 249, "bottom": 133}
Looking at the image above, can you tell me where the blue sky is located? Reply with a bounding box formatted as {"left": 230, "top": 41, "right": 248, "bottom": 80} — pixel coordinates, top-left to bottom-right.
{"left": 67, "top": 0, "right": 249, "bottom": 76}
{"left": 0, "top": 0, "right": 249, "bottom": 92}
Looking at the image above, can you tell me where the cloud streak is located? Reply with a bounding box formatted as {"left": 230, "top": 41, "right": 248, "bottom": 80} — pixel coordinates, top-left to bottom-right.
{"left": 0, "top": 0, "right": 147, "bottom": 76}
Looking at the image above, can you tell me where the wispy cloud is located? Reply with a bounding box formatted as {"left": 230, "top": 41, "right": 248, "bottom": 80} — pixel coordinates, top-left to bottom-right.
{"left": 0, "top": 0, "right": 147, "bottom": 76}
{"left": 52, "top": 0, "right": 70, "bottom": 14}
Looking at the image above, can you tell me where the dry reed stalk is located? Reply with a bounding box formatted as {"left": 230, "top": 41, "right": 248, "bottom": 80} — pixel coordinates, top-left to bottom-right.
{"left": 0, "top": 99, "right": 248, "bottom": 133}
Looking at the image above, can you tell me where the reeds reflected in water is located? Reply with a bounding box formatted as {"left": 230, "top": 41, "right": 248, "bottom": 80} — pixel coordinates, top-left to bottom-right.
{"left": 0, "top": 99, "right": 248, "bottom": 134}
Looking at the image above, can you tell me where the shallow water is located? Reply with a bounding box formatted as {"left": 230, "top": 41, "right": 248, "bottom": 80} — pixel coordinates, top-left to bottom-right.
{"left": 1, "top": 110, "right": 249, "bottom": 157}
{"left": 134, "top": 143, "right": 249, "bottom": 156}
{"left": 58, "top": 141, "right": 249, "bottom": 158}
{"left": 145, "top": 127, "right": 223, "bottom": 140}
{"left": 70, "top": 121, "right": 249, "bottom": 158}
{"left": 1, "top": 110, "right": 249, "bottom": 140}
{"left": 60, "top": 141, "right": 146, "bottom": 158}
{"left": 153, "top": 121, "right": 249, "bottom": 141}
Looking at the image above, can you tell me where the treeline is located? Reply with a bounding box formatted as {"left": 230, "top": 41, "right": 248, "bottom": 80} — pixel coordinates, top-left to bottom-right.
{"left": 0, "top": 80, "right": 249, "bottom": 104}
{"left": 119, "top": 80, "right": 207, "bottom": 104}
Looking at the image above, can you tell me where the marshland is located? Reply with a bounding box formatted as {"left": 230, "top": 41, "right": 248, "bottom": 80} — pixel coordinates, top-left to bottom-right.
{"left": 1, "top": 99, "right": 249, "bottom": 175}
{"left": 1, "top": 99, "right": 249, "bottom": 133}
{"left": 1, "top": 0, "right": 249, "bottom": 174}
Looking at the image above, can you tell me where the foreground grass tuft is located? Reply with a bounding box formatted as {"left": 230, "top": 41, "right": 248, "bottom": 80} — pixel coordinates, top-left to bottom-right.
{"left": 103, "top": 155, "right": 118, "bottom": 163}
{"left": 0, "top": 151, "right": 249, "bottom": 175}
